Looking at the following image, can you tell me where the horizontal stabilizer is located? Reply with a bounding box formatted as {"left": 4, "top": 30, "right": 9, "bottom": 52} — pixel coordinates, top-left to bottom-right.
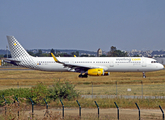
{"left": 4, "top": 58, "right": 21, "bottom": 63}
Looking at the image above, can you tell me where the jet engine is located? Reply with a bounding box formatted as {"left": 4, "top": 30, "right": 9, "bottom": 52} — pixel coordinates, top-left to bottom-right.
{"left": 87, "top": 68, "right": 109, "bottom": 76}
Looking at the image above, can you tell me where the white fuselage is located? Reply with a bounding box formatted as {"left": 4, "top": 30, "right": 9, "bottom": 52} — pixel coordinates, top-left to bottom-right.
{"left": 17, "top": 56, "right": 164, "bottom": 72}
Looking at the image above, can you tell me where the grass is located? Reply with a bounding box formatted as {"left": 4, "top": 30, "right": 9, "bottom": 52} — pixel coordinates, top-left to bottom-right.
{"left": 0, "top": 70, "right": 165, "bottom": 85}
{"left": 1, "top": 68, "right": 165, "bottom": 120}
{"left": 1, "top": 69, "right": 165, "bottom": 107}
{"left": 0, "top": 69, "right": 165, "bottom": 96}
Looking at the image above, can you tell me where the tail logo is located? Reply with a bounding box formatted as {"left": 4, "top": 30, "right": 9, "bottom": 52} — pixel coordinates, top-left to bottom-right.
{"left": 14, "top": 43, "right": 17, "bottom": 46}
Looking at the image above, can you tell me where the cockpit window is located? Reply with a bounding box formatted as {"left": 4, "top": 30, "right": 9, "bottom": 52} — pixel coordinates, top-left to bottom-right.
{"left": 151, "top": 61, "right": 158, "bottom": 63}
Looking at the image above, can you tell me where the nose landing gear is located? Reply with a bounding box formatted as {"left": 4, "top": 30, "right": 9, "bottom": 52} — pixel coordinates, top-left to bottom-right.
{"left": 143, "top": 72, "right": 146, "bottom": 78}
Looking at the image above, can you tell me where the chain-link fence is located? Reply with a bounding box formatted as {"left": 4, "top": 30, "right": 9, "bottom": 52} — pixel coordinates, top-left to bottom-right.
{"left": 75, "top": 82, "right": 165, "bottom": 99}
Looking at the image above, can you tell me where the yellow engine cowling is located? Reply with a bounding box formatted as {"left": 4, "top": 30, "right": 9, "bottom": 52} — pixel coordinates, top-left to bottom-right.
{"left": 87, "top": 68, "right": 109, "bottom": 76}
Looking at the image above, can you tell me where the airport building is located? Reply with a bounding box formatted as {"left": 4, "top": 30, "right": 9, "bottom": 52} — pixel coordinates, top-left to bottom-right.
{"left": 97, "top": 48, "right": 102, "bottom": 57}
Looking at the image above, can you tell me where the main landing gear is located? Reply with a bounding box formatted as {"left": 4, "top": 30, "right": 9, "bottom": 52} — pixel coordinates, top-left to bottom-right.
{"left": 143, "top": 72, "right": 146, "bottom": 78}
{"left": 79, "top": 73, "right": 88, "bottom": 78}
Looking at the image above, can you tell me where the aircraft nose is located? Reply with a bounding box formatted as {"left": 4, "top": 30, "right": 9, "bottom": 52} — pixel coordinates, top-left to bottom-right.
{"left": 161, "top": 64, "right": 164, "bottom": 69}
{"left": 158, "top": 64, "right": 164, "bottom": 70}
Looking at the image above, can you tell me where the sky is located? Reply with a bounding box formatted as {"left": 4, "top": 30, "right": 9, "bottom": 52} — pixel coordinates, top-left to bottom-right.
{"left": 0, "top": 0, "right": 165, "bottom": 52}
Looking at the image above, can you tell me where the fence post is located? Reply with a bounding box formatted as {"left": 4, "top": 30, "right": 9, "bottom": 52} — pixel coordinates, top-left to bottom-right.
{"left": 2, "top": 95, "right": 7, "bottom": 115}
{"left": 44, "top": 98, "right": 48, "bottom": 109}
{"left": 116, "top": 81, "right": 117, "bottom": 97}
{"left": 44, "top": 98, "right": 49, "bottom": 116}
{"left": 135, "top": 103, "right": 140, "bottom": 120}
{"left": 141, "top": 81, "right": 143, "bottom": 99}
{"left": 94, "top": 101, "right": 99, "bottom": 119}
{"left": 76, "top": 100, "right": 81, "bottom": 118}
{"left": 60, "top": 99, "right": 64, "bottom": 118}
{"left": 15, "top": 96, "right": 19, "bottom": 118}
{"left": 29, "top": 98, "right": 34, "bottom": 118}
{"left": 114, "top": 102, "right": 119, "bottom": 120}
{"left": 159, "top": 105, "right": 164, "bottom": 120}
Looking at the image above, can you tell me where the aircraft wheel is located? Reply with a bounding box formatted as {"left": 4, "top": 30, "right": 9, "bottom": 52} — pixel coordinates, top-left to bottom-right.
{"left": 143, "top": 75, "right": 146, "bottom": 78}
{"left": 79, "top": 74, "right": 88, "bottom": 78}
{"left": 83, "top": 74, "right": 88, "bottom": 78}
{"left": 79, "top": 74, "right": 83, "bottom": 78}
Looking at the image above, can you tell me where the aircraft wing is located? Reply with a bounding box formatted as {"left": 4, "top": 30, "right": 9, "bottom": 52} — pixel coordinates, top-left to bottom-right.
{"left": 64, "top": 63, "right": 96, "bottom": 73}
{"left": 51, "top": 53, "right": 97, "bottom": 72}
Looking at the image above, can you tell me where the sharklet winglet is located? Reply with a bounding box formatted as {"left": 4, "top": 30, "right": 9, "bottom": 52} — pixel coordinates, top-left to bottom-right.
{"left": 51, "top": 53, "right": 61, "bottom": 63}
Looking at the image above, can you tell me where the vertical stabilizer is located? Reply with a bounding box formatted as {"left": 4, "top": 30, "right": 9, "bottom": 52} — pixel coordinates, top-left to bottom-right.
{"left": 6, "top": 36, "right": 30, "bottom": 58}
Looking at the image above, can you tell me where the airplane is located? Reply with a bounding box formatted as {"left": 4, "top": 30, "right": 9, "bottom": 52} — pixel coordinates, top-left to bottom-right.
{"left": 5, "top": 36, "right": 164, "bottom": 78}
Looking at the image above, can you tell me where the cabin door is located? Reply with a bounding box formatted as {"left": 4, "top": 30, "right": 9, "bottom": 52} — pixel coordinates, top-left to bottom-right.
{"left": 109, "top": 61, "right": 114, "bottom": 67}
{"left": 142, "top": 58, "right": 147, "bottom": 67}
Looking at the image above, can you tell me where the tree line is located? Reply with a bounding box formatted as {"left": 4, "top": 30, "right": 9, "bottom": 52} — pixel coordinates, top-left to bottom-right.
{"left": 28, "top": 49, "right": 80, "bottom": 57}
{"left": 0, "top": 46, "right": 140, "bottom": 59}
{"left": 28, "top": 47, "right": 129, "bottom": 57}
